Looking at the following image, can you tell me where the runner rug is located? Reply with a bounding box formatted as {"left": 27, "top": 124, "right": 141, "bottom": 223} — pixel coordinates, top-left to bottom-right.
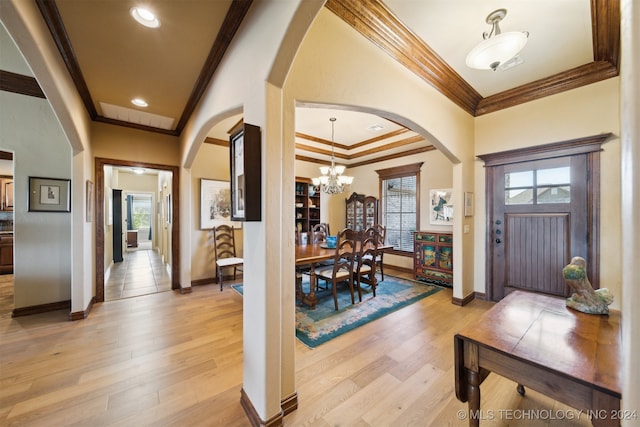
{"left": 232, "top": 275, "right": 442, "bottom": 348}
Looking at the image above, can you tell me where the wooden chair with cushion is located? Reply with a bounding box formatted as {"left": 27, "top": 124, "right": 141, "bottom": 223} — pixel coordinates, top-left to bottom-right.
{"left": 371, "top": 224, "right": 386, "bottom": 281}
{"left": 213, "top": 224, "right": 243, "bottom": 291}
{"left": 354, "top": 227, "right": 379, "bottom": 301}
{"left": 313, "top": 228, "right": 356, "bottom": 310}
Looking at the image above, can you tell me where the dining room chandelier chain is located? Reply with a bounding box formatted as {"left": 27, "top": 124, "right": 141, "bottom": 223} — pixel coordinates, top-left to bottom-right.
{"left": 312, "top": 117, "right": 353, "bottom": 194}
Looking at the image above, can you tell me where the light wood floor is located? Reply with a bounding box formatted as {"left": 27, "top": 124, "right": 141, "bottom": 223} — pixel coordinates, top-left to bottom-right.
{"left": 0, "top": 268, "right": 593, "bottom": 426}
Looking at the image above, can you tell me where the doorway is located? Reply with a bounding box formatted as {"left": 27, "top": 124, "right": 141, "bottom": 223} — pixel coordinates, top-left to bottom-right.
{"left": 480, "top": 135, "right": 607, "bottom": 301}
{"left": 95, "top": 158, "right": 180, "bottom": 303}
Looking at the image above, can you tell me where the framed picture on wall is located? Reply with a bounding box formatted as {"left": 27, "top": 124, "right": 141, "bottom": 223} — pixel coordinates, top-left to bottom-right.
{"left": 28, "top": 176, "right": 71, "bottom": 212}
{"left": 200, "top": 179, "right": 241, "bottom": 229}
{"left": 429, "top": 188, "right": 453, "bottom": 225}
{"left": 230, "top": 123, "right": 261, "bottom": 221}
{"left": 464, "top": 191, "right": 474, "bottom": 217}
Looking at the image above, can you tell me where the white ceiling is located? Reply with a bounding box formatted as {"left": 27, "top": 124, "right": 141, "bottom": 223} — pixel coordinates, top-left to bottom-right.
{"left": 386, "top": 0, "right": 593, "bottom": 97}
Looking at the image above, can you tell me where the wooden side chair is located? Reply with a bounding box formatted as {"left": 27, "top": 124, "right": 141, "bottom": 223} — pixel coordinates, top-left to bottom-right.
{"left": 311, "top": 222, "right": 330, "bottom": 243}
{"left": 313, "top": 228, "right": 356, "bottom": 310}
{"left": 371, "top": 224, "right": 386, "bottom": 280}
{"left": 355, "top": 227, "right": 379, "bottom": 301}
{"left": 213, "top": 224, "right": 243, "bottom": 291}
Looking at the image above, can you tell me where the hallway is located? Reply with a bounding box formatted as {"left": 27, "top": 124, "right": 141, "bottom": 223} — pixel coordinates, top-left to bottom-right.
{"left": 104, "top": 245, "right": 171, "bottom": 301}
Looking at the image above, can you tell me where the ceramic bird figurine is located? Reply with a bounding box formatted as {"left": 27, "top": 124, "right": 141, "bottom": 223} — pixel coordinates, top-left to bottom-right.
{"left": 562, "top": 256, "right": 613, "bottom": 314}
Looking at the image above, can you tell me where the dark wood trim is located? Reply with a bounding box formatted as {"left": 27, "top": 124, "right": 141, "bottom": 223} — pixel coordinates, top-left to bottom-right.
{"left": 12, "top": 300, "right": 71, "bottom": 317}
{"left": 451, "top": 294, "right": 474, "bottom": 306}
{"left": 385, "top": 264, "right": 413, "bottom": 275}
{"left": 0, "top": 151, "right": 13, "bottom": 161}
{"left": 240, "top": 388, "right": 284, "bottom": 427}
{"left": 451, "top": 292, "right": 475, "bottom": 306}
{"left": 348, "top": 146, "right": 435, "bottom": 168}
{"left": 204, "top": 137, "right": 230, "bottom": 147}
{"left": 475, "top": 62, "right": 619, "bottom": 116}
{"left": 296, "top": 132, "right": 350, "bottom": 151}
{"left": 69, "top": 296, "right": 95, "bottom": 321}
{"left": 280, "top": 392, "right": 298, "bottom": 416}
{"left": 0, "top": 70, "right": 45, "bottom": 98}
{"left": 592, "top": 0, "right": 620, "bottom": 67}
{"left": 179, "top": 287, "right": 192, "bottom": 294}
{"left": 375, "top": 162, "right": 423, "bottom": 179}
{"left": 325, "top": 0, "right": 481, "bottom": 116}
{"left": 476, "top": 133, "right": 612, "bottom": 167}
{"left": 36, "top": 0, "right": 252, "bottom": 136}
{"left": 327, "top": 0, "right": 620, "bottom": 117}
{"left": 474, "top": 292, "right": 487, "bottom": 301}
{"left": 174, "top": 1, "right": 253, "bottom": 134}
{"left": 35, "top": 0, "right": 96, "bottom": 118}
{"left": 587, "top": 151, "right": 601, "bottom": 290}
{"left": 94, "top": 158, "right": 180, "bottom": 303}
{"left": 191, "top": 277, "right": 216, "bottom": 287}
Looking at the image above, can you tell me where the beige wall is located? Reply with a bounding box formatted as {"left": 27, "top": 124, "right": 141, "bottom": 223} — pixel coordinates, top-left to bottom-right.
{"left": 190, "top": 143, "right": 243, "bottom": 282}
{"left": 474, "top": 77, "right": 621, "bottom": 308}
{"left": 91, "top": 122, "right": 180, "bottom": 165}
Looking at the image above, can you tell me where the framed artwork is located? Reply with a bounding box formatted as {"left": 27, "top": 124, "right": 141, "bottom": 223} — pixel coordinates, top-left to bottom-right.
{"left": 464, "top": 191, "right": 474, "bottom": 217}
{"left": 200, "top": 179, "right": 241, "bottom": 229}
{"left": 28, "top": 177, "right": 71, "bottom": 212}
{"left": 230, "top": 123, "right": 261, "bottom": 221}
{"left": 86, "top": 180, "right": 94, "bottom": 222}
{"left": 429, "top": 188, "right": 453, "bottom": 225}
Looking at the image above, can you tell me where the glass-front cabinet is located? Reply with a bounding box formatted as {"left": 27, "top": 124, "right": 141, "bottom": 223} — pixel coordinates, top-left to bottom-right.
{"left": 345, "top": 192, "right": 378, "bottom": 232}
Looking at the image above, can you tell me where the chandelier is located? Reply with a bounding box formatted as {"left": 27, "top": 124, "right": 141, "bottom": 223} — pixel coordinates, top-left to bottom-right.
{"left": 465, "top": 9, "right": 529, "bottom": 71}
{"left": 312, "top": 117, "right": 353, "bottom": 194}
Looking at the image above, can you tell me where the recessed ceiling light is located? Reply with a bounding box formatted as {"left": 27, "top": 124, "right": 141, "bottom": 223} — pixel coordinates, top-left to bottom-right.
{"left": 130, "top": 7, "right": 160, "bottom": 28}
{"left": 131, "top": 98, "right": 148, "bottom": 107}
{"left": 367, "top": 124, "right": 384, "bottom": 132}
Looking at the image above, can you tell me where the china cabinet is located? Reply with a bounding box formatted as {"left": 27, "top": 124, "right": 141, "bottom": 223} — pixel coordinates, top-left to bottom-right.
{"left": 345, "top": 192, "right": 378, "bottom": 232}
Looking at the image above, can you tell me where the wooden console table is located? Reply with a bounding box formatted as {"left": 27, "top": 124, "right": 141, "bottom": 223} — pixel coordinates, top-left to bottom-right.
{"left": 455, "top": 290, "right": 622, "bottom": 427}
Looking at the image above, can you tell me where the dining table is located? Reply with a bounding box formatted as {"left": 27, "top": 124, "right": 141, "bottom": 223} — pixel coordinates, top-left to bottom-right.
{"left": 295, "top": 241, "right": 392, "bottom": 309}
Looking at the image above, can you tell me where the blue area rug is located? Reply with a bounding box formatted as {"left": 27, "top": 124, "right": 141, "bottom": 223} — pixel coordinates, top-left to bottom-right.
{"left": 231, "top": 275, "right": 442, "bottom": 348}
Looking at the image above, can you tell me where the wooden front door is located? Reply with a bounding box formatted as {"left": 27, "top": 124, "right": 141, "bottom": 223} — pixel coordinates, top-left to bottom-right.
{"left": 481, "top": 135, "right": 607, "bottom": 302}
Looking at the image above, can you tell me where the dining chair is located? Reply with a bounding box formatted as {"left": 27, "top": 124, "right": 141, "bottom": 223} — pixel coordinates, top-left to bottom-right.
{"left": 354, "top": 227, "right": 379, "bottom": 301}
{"left": 311, "top": 222, "right": 333, "bottom": 290}
{"left": 311, "top": 222, "right": 330, "bottom": 243}
{"left": 313, "top": 228, "right": 356, "bottom": 310}
{"left": 371, "top": 224, "right": 386, "bottom": 280}
{"left": 213, "top": 224, "right": 243, "bottom": 291}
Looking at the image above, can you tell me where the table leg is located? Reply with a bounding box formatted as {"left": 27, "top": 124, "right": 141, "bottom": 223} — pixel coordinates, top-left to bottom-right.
{"left": 299, "top": 263, "right": 318, "bottom": 309}
{"left": 467, "top": 369, "right": 481, "bottom": 427}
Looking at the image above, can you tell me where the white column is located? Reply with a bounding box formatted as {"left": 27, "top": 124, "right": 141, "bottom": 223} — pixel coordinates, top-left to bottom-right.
{"left": 620, "top": 0, "right": 639, "bottom": 423}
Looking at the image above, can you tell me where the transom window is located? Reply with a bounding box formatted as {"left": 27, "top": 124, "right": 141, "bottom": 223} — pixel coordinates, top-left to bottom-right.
{"left": 505, "top": 166, "right": 571, "bottom": 205}
{"left": 376, "top": 163, "right": 423, "bottom": 253}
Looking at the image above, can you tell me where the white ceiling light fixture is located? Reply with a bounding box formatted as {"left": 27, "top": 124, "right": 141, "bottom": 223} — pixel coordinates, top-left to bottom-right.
{"left": 130, "top": 6, "right": 160, "bottom": 28}
{"left": 131, "top": 98, "right": 148, "bottom": 107}
{"left": 312, "top": 117, "right": 353, "bottom": 195}
{"left": 465, "top": 8, "right": 528, "bottom": 71}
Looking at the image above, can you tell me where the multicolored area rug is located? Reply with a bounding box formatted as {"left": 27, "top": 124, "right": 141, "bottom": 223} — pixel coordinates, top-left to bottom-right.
{"left": 232, "top": 275, "right": 442, "bottom": 348}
